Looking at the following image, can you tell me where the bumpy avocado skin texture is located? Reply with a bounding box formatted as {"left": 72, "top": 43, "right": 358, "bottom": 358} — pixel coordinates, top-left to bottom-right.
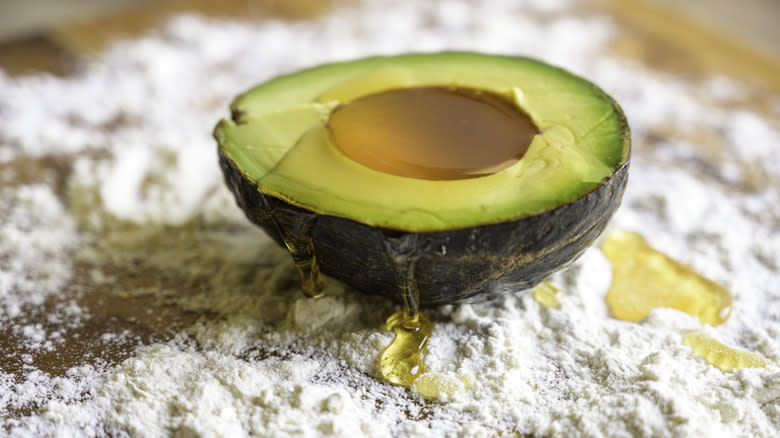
{"left": 219, "top": 149, "right": 628, "bottom": 305}
{"left": 215, "top": 52, "right": 630, "bottom": 305}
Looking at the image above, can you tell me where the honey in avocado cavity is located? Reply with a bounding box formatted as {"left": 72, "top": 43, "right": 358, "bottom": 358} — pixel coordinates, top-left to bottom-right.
{"left": 327, "top": 86, "right": 538, "bottom": 181}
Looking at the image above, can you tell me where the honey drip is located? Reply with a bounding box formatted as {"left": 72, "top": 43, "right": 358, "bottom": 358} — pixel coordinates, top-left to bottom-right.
{"left": 327, "top": 86, "right": 538, "bottom": 181}
{"left": 601, "top": 230, "right": 731, "bottom": 326}
{"left": 683, "top": 332, "right": 772, "bottom": 370}
{"left": 260, "top": 193, "right": 324, "bottom": 298}
{"left": 381, "top": 311, "right": 433, "bottom": 386}
{"left": 379, "top": 232, "right": 433, "bottom": 386}
{"left": 532, "top": 282, "right": 561, "bottom": 309}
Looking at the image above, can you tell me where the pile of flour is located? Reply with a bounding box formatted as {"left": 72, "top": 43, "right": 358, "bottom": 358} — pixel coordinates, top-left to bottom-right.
{"left": 1, "top": 0, "right": 779, "bottom": 436}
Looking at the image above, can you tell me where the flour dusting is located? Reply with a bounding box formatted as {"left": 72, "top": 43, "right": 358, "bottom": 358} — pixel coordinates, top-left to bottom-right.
{"left": 1, "top": 1, "right": 779, "bottom": 437}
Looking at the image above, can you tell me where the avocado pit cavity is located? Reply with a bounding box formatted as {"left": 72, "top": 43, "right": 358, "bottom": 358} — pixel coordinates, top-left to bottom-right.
{"left": 326, "top": 86, "right": 538, "bottom": 180}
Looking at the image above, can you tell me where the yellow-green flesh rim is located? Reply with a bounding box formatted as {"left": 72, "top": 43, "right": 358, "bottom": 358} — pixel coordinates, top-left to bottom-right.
{"left": 215, "top": 52, "right": 630, "bottom": 232}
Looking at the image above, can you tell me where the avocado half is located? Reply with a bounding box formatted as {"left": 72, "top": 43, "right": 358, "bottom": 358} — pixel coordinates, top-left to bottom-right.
{"left": 215, "top": 52, "right": 630, "bottom": 305}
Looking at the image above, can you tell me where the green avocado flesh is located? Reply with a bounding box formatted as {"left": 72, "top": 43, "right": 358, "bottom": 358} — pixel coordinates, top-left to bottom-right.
{"left": 214, "top": 52, "right": 629, "bottom": 232}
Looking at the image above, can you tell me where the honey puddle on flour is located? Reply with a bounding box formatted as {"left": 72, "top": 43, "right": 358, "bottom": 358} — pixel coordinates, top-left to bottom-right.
{"left": 532, "top": 282, "right": 562, "bottom": 309}
{"left": 601, "top": 230, "right": 731, "bottom": 326}
{"left": 683, "top": 332, "right": 773, "bottom": 370}
{"left": 602, "top": 230, "right": 771, "bottom": 370}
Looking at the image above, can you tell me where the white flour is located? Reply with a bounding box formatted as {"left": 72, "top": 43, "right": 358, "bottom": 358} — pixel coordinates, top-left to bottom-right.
{"left": 1, "top": 0, "right": 779, "bottom": 437}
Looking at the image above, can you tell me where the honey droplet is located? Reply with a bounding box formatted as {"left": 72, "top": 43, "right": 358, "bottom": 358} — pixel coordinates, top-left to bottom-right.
{"left": 327, "top": 86, "right": 538, "bottom": 180}
{"left": 380, "top": 311, "right": 433, "bottom": 386}
{"left": 377, "top": 231, "right": 433, "bottom": 386}
{"left": 532, "top": 282, "right": 562, "bottom": 309}
{"left": 602, "top": 230, "right": 731, "bottom": 325}
{"left": 683, "top": 332, "right": 772, "bottom": 370}
{"left": 414, "top": 373, "right": 472, "bottom": 399}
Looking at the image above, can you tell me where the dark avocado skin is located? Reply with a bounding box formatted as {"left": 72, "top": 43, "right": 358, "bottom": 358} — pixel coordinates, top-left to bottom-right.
{"left": 218, "top": 148, "right": 629, "bottom": 306}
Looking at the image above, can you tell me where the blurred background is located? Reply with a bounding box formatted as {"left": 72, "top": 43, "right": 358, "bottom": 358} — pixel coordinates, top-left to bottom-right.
{"left": 0, "top": 0, "right": 778, "bottom": 55}
{"left": 0, "top": 0, "right": 778, "bottom": 79}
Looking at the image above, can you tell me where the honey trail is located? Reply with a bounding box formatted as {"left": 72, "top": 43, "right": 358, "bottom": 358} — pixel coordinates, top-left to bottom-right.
{"left": 601, "top": 230, "right": 731, "bottom": 326}
{"left": 260, "top": 193, "right": 324, "bottom": 298}
{"left": 378, "top": 232, "right": 433, "bottom": 386}
{"left": 382, "top": 312, "right": 433, "bottom": 386}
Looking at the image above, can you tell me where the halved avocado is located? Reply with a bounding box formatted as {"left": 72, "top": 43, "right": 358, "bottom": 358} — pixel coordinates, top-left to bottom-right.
{"left": 215, "top": 52, "right": 630, "bottom": 305}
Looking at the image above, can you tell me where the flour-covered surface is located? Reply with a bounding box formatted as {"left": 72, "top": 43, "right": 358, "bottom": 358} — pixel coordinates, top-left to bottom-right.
{"left": 1, "top": 1, "right": 779, "bottom": 437}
